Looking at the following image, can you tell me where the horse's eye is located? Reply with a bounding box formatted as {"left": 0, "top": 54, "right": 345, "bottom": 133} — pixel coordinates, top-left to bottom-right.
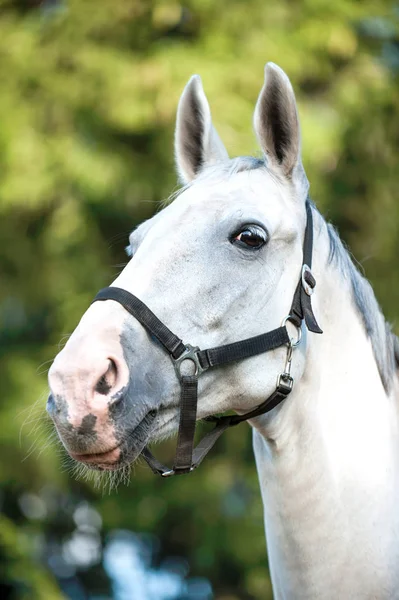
{"left": 231, "top": 225, "right": 267, "bottom": 250}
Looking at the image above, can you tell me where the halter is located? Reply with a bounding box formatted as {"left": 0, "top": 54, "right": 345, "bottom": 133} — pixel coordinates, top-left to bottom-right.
{"left": 93, "top": 201, "right": 322, "bottom": 477}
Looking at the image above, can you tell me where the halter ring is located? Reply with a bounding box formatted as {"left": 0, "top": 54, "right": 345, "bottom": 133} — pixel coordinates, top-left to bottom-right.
{"left": 172, "top": 344, "right": 205, "bottom": 380}
{"left": 281, "top": 315, "right": 302, "bottom": 347}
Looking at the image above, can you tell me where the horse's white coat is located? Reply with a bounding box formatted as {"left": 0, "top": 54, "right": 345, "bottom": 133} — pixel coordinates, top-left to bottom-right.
{"left": 48, "top": 64, "right": 399, "bottom": 598}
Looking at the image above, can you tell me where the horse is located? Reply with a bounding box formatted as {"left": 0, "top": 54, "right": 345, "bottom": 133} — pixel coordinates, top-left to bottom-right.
{"left": 47, "top": 63, "right": 399, "bottom": 598}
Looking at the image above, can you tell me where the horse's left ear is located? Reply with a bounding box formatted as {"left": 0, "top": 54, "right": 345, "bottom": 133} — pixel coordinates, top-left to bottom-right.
{"left": 175, "top": 75, "right": 229, "bottom": 184}
{"left": 254, "top": 63, "right": 308, "bottom": 197}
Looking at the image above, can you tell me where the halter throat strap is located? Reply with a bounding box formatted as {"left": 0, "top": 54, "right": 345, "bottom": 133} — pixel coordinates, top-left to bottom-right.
{"left": 93, "top": 200, "right": 322, "bottom": 477}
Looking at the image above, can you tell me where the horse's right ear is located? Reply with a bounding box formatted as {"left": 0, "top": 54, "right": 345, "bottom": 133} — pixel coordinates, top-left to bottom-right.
{"left": 254, "top": 63, "right": 309, "bottom": 198}
{"left": 175, "top": 75, "right": 229, "bottom": 184}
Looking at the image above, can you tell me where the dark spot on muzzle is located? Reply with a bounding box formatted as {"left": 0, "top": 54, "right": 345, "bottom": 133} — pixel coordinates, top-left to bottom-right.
{"left": 68, "top": 413, "right": 98, "bottom": 452}
{"left": 48, "top": 397, "right": 99, "bottom": 453}
{"left": 77, "top": 413, "right": 97, "bottom": 435}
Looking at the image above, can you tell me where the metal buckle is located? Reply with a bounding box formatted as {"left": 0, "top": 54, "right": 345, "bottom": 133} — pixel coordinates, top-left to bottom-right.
{"left": 173, "top": 344, "right": 205, "bottom": 381}
{"left": 161, "top": 466, "right": 195, "bottom": 478}
{"left": 302, "top": 264, "right": 315, "bottom": 296}
{"left": 161, "top": 469, "right": 175, "bottom": 478}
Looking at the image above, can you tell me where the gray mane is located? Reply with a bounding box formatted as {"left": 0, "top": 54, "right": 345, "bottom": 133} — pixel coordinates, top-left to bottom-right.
{"left": 325, "top": 214, "right": 398, "bottom": 391}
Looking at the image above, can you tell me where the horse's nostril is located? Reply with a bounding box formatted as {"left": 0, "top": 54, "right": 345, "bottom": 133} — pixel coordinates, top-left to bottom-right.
{"left": 95, "top": 359, "right": 118, "bottom": 395}
{"left": 96, "top": 374, "right": 110, "bottom": 395}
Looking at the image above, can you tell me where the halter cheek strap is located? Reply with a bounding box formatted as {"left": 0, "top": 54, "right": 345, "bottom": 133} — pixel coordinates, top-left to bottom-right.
{"left": 290, "top": 203, "right": 323, "bottom": 334}
{"left": 93, "top": 201, "right": 322, "bottom": 477}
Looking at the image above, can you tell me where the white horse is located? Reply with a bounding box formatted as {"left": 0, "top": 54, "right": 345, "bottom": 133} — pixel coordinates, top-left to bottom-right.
{"left": 48, "top": 63, "right": 399, "bottom": 598}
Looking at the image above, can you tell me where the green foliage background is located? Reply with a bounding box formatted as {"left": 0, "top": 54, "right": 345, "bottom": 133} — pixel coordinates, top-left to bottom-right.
{"left": 0, "top": 0, "right": 398, "bottom": 598}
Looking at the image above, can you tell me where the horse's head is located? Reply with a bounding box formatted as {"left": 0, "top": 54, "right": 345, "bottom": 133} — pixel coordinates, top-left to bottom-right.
{"left": 48, "top": 63, "right": 311, "bottom": 471}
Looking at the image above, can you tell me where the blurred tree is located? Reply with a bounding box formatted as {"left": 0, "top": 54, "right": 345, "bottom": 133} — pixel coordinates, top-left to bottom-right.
{"left": 0, "top": 514, "right": 63, "bottom": 599}
{"left": 0, "top": 0, "right": 398, "bottom": 598}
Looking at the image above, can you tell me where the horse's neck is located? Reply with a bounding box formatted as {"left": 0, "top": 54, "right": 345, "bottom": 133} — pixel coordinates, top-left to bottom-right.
{"left": 252, "top": 220, "right": 399, "bottom": 599}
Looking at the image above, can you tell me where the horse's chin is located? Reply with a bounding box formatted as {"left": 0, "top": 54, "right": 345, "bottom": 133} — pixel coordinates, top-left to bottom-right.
{"left": 69, "top": 444, "right": 123, "bottom": 470}
{"left": 68, "top": 406, "right": 180, "bottom": 471}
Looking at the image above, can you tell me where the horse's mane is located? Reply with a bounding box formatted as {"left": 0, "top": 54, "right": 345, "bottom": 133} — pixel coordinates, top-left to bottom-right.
{"left": 323, "top": 210, "right": 397, "bottom": 391}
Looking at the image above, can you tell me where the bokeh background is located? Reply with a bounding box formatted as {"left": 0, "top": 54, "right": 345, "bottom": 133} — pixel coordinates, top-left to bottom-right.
{"left": 0, "top": 0, "right": 398, "bottom": 598}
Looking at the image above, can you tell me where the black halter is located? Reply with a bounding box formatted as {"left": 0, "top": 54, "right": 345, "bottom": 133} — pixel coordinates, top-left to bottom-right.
{"left": 93, "top": 202, "right": 322, "bottom": 477}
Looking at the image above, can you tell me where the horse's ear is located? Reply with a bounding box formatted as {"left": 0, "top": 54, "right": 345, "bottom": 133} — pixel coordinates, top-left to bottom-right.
{"left": 254, "top": 63, "right": 308, "bottom": 195}
{"left": 175, "top": 75, "right": 229, "bottom": 184}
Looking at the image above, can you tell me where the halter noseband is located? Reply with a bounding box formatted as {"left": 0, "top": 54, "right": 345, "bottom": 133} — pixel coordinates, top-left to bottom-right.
{"left": 93, "top": 202, "right": 322, "bottom": 477}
